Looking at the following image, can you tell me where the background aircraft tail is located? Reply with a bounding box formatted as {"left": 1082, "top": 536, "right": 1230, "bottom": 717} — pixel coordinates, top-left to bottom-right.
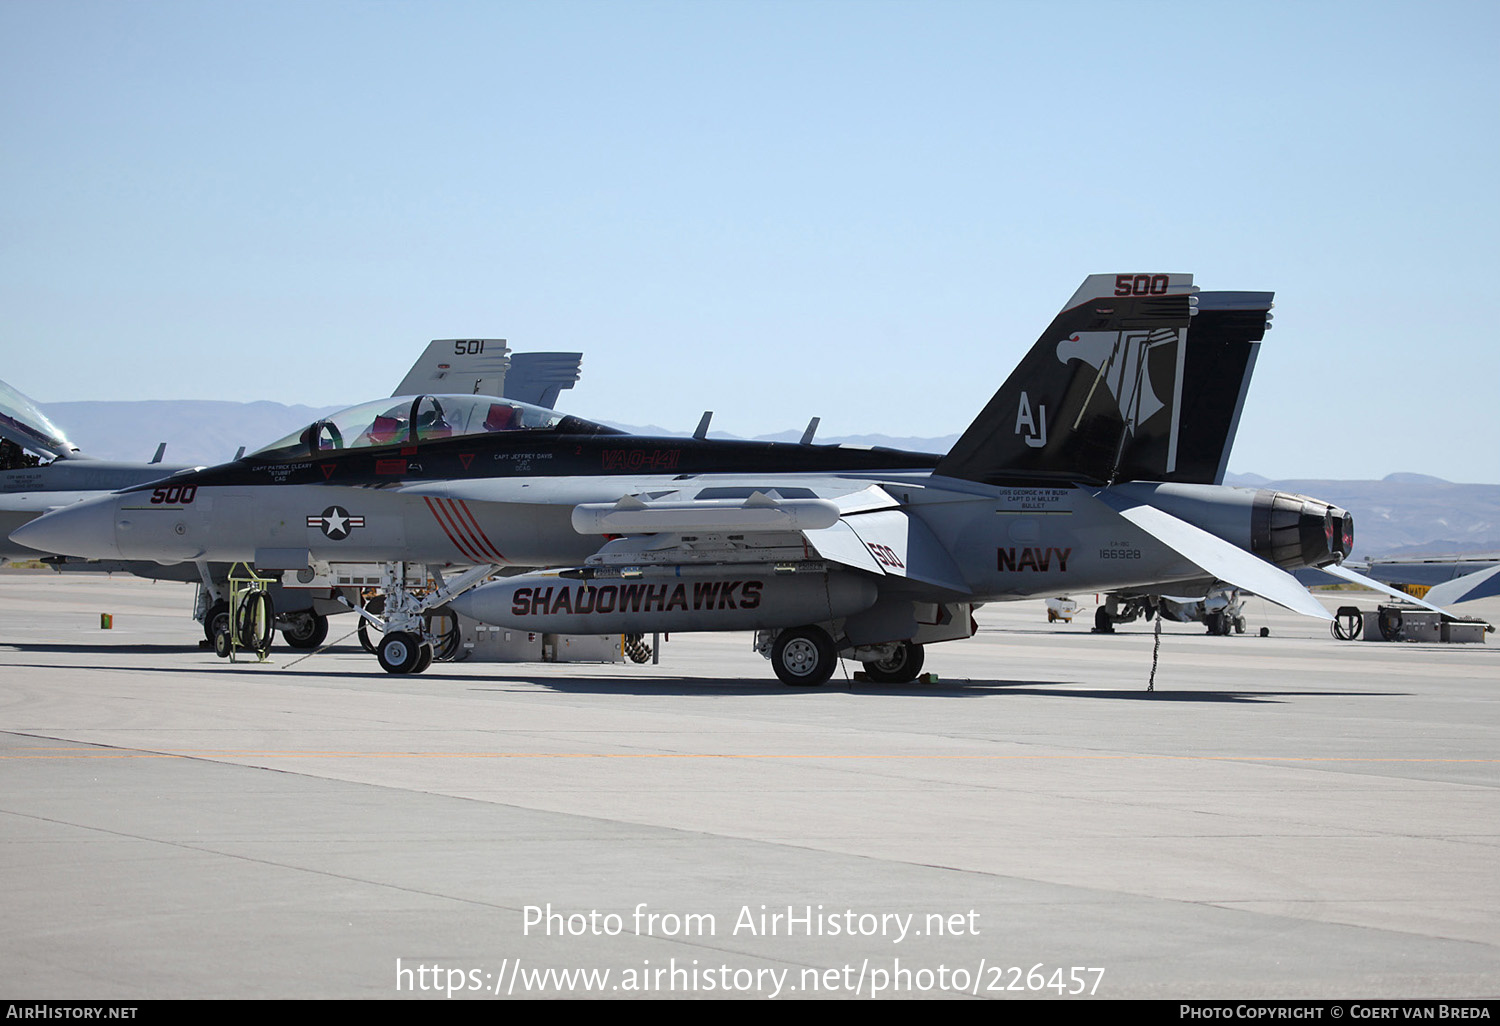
{"left": 936, "top": 275, "right": 1272, "bottom": 487}
{"left": 390, "top": 340, "right": 582, "bottom": 410}
{"left": 504, "top": 352, "right": 583, "bottom": 410}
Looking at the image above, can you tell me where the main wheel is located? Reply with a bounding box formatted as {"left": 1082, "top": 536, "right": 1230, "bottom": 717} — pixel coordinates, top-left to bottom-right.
{"left": 377, "top": 631, "right": 424, "bottom": 674}
{"left": 771, "top": 626, "right": 837, "bottom": 687}
{"left": 1093, "top": 605, "right": 1114, "bottom": 634}
{"left": 203, "top": 600, "right": 229, "bottom": 643}
{"left": 281, "top": 612, "right": 329, "bottom": 650}
{"left": 861, "top": 641, "right": 925, "bottom": 684}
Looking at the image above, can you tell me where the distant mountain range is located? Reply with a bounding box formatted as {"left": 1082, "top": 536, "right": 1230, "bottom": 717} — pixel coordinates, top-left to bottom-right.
{"left": 39, "top": 400, "right": 1499, "bottom": 559}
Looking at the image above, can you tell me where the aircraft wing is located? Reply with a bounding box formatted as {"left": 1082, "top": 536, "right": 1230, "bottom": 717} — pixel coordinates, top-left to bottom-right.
{"left": 422, "top": 474, "right": 975, "bottom": 592}
{"left": 1098, "top": 493, "right": 1333, "bottom": 620}
{"left": 804, "top": 509, "right": 972, "bottom": 594}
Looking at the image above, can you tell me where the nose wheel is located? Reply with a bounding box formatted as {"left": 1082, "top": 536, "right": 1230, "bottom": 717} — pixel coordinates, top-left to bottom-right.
{"left": 377, "top": 631, "right": 434, "bottom": 674}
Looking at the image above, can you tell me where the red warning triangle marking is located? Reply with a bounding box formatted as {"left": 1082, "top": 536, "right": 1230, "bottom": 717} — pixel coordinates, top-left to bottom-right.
{"left": 321, "top": 464, "right": 336, "bottom": 479}
{"left": 459, "top": 453, "right": 475, "bottom": 470}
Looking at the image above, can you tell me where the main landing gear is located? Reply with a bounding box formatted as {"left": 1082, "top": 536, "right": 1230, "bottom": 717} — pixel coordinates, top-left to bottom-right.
{"left": 280, "top": 611, "right": 330, "bottom": 650}
{"left": 761, "top": 626, "right": 927, "bottom": 687}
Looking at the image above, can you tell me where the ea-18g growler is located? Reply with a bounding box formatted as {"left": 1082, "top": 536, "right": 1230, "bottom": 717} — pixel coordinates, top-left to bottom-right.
{"left": 13, "top": 274, "right": 1359, "bottom": 684}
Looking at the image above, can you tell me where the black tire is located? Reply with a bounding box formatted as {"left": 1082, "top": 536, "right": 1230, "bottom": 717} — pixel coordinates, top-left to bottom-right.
{"left": 377, "top": 631, "right": 424, "bottom": 674}
{"left": 358, "top": 595, "right": 386, "bottom": 654}
{"left": 411, "top": 643, "right": 435, "bottom": 675}
{"left": 204, "top": 600, "right": 229, "bottom": 643}
{"left": 281, "top": 612, "right": 329, "bottom": 650}
{"left": 235, "top": 591, "right": 274, "bottom": 653}
{"left": 861, "top": 641, "right": 925, "bottom": 684}
{"left": 1093, "top": 605, "right": 1114, "bottom": 634}
{"left": 212, "top": 625, "right": 233, "bottom": 659}
{"left": 771, "top": 626, "right": 837, "bottom": 687}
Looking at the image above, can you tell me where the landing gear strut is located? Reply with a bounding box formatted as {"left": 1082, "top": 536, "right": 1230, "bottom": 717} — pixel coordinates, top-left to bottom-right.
{"left": 353, "top": 562, "right": 496, "bottom": 674}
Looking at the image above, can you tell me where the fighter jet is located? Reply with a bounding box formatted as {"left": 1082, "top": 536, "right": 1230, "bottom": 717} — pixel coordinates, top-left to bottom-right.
{"left": 14, "top": 274, "right": 1361, "bottom": 684}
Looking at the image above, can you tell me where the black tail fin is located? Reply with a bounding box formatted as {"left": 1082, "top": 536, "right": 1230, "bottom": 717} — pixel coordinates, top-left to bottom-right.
{"left": 1115, "top": 290, "right": 1273, "bottom": 485}
{"left": 936, "top": 273, "right": 1197, "bottom": 486}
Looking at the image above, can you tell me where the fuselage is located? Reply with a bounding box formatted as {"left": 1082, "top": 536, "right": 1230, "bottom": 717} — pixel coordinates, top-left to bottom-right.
{"left": 8, "top": 429, "right": 1347, "bottom": 605}
{"left": 0, "top": 459, "right": 197, "bottom": 562}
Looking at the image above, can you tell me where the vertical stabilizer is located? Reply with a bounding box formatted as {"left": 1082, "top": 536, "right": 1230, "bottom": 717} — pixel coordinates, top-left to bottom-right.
{"left": 936, "top": 274, "right": 1197, "bottom": 485}
{"left": 391, "top": 339, "right": 512, "bottom": 398}
{"left": 1112, "top": 291, "right": 1272, "bottom": 485}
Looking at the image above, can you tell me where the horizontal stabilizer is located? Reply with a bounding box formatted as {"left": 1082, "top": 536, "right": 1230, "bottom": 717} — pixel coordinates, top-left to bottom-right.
{"left": 1424, "top": 564, "right": 1500, "bottom": 607}
{"left": 1102, "top": 497, "right": 1332, "bottom": 620}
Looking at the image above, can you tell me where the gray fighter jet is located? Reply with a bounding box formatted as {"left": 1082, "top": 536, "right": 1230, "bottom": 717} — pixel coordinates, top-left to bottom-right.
{"left": 14, "top": 274, "right": 1367, "bottom": 683}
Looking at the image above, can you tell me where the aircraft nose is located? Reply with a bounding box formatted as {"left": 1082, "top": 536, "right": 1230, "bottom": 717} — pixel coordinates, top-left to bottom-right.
{"left": 8, "top": 495, "right": 124, "bottom": 560}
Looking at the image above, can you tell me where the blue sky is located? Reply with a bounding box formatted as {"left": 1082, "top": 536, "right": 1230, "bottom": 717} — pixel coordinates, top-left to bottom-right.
{"left": 3, "top": 0, "right": 1497, "bottom": 482}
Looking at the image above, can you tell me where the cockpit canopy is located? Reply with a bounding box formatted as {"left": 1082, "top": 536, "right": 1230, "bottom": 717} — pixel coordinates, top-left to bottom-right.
{"left": 0, "top": 377, "right": 78, "bottom": 463}
{"left": 249, "top": 394, "right": 622, "bottom": 462}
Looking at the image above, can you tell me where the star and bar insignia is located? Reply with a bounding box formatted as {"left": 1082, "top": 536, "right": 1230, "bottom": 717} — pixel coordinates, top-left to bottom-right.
{"left": 306, "top": 505, "right": 365, "bottom": 540}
